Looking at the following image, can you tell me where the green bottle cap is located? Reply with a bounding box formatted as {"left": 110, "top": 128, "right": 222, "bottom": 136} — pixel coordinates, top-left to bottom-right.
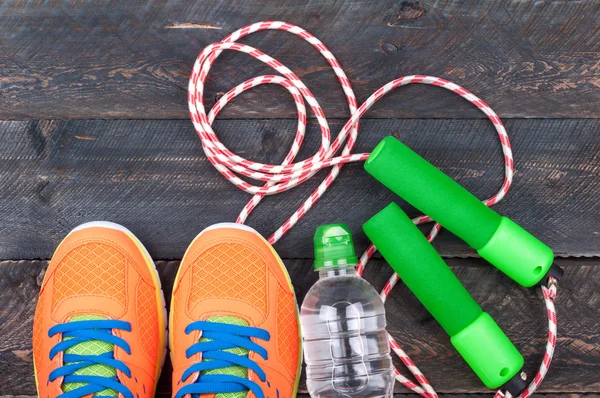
{"left": 313, "top": 223, "right": 358, "bottom": 270}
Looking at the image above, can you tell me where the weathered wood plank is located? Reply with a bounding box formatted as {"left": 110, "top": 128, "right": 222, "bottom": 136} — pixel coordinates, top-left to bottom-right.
{"left": 1, "top": 258, "right": 598, "bottom": 395}
{"left": 0, "top": 118, "right": 598, "bottom": 260}
{"left": 1, "top": 1, "right": 599, "bottom": 119}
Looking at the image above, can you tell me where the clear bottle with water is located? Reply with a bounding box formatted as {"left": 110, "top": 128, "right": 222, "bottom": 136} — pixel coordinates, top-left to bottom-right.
{"left": 300, "top": 224, "right": 395, "bottom": 398}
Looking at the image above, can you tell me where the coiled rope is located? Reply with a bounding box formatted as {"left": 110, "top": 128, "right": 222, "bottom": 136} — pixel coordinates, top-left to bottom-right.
{"left": 187, "top": 20, "right": 558, "bottom": 398}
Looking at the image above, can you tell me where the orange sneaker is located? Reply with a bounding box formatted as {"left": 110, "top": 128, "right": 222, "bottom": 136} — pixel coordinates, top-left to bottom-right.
{"left": 170, "top": 223, "right": 301, "bottom": 398}
{"left": 32, "top": 222, "right": 167, "bottom": 398}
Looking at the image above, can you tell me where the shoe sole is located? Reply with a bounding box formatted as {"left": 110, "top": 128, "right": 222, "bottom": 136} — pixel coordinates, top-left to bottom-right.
{"left": 169, "top": 222, "right": 302, "bottom": 397}
{"left": 34, "top": 221, "right": 168, "bottom": 397}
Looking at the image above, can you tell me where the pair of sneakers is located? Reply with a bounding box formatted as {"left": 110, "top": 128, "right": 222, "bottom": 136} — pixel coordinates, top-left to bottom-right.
{"left": 33, "top": 221, "right": 301, "bottom": 398}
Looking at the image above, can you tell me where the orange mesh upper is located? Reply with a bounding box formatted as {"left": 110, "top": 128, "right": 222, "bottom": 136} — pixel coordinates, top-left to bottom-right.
{"left": 277, "top": 286, "right": 299, "bottom": 376}
{"left": 52, "top": 242, "right": 126, "bottom": 308}
{"left": 33, "top": 292, "right": 45, "bottom": 366}
{"left": 189, "top": 243, "right": 267, "bottom": 315}
{"left": 171, "top": 226, "right": 301, "bottom": 398}
{"left": 34, "top": 225, "right": 166, "bottom": 398}
{"left": 137, "top": 279, "right": 159, "bottom": 361}
{"left": 171, "top": 290, "right": 181, "bottom": 353}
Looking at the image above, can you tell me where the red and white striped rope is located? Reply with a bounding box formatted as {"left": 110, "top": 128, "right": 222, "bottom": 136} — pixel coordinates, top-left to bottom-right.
{"left": 494, "top": 276, "right": 558, "bottom": 398}
{"left": 187, "top": 20, "right": 558, "bottom": 397}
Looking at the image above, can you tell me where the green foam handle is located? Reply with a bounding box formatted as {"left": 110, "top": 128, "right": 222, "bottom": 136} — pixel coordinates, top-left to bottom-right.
{"left": 363, "top": 203, "right": 524, "bottom": 388}
{"left": 365, "top": 136, "right": 554, "bottom": 287}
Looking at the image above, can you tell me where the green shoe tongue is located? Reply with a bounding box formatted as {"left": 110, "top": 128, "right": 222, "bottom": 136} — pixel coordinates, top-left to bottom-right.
{"left": 62, "top": 315, "right": 118, "bottom": 397}
{"left": 201, "top": 316, "right": 250, "bottom": 398}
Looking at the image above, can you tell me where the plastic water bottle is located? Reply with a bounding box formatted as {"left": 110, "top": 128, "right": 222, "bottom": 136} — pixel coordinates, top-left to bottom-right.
{"left": 300, "top": 224, "right": 395, "bottom": 398}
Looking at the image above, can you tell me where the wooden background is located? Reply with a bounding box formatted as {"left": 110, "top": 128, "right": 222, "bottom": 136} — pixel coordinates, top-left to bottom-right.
{"left": 1, "top": 1, "right": 599, "bottom": 397}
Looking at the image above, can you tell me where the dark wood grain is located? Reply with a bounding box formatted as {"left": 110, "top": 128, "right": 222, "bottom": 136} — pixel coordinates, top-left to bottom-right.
{"left": 1, "top": 258, "right": 598, "bottom": 395}
{"left": 0, "top": 118, "right": 598, "bottom": 260}
{"left": 1, "top": 1, "right": 599, "bottom": 119}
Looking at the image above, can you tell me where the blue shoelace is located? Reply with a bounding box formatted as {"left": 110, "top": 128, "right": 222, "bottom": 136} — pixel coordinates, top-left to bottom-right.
{"left": 48, "top": 320, "right": 133, "bottom": 398}
{"left": 175, "top": 320, "right": 271, "bottom": 398}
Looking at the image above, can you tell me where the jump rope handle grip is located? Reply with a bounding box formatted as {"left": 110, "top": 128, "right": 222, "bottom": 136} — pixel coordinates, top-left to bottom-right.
{"left": 364, "top": 136, "right": 563, "bottom": 287}
{"left": 364, "top": 203, "right": 524, "bottom": 389}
